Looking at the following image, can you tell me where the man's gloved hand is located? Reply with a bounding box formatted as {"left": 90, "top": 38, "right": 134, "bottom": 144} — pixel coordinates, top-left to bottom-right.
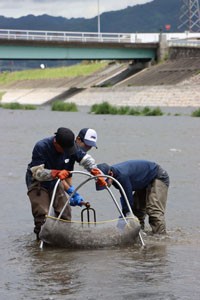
{"left": 91, "top": 168, "right": 107, "bottom": 187}
{"left": 58, "top": 170, "right": 70, "bottom": 180}
{"left": 66, "top": 186, "right": 84, "bottom": 207}
{"left": 66, "top": 185, "right": 75, "bottom": 195}
{"left": 51, "top": 169, "right": 70, "bottom": 180}
{"left": 90, "top": 168, "right": 101, "bottom": 177}
{"left": 69, "top": 193, "right": 84, "bottom": 207}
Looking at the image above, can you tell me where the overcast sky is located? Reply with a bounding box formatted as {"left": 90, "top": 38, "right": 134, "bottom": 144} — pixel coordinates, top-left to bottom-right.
{"left": 0, "top": 0, "right": 153, "bottom": 19}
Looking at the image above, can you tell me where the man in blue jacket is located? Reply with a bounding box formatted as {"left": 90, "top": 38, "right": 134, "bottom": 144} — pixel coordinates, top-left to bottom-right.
{"left": 26, "top": 127, "right": 105, "bottom": 239}
{"left": 97, "top": 160, "right": 169, "bottom": 234}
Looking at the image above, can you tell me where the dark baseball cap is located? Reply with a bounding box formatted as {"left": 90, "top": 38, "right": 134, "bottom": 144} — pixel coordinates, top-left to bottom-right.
{"left": 55, "top": 127, "right": 77, "bottom": 155}
{"left": 97, "top": 163, "right": 110, "bottom": 175}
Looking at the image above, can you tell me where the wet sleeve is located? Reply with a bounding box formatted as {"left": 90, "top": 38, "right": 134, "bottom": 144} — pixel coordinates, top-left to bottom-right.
{"left": 79, "top": 153, "right": 97, "bottom": 171}
{"left": 30, "top": 164, "right": 53, "bottom": 181}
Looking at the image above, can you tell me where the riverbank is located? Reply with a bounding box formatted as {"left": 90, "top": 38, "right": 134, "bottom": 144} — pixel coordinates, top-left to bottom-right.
{"left": 0, "top": 62, "right": 200, "bottom": 108}
{"left": 1, "top": 77, "right": 200, "bottom": 108}
{"left": 68, "top": 80, "right": 200, "bottom": 108}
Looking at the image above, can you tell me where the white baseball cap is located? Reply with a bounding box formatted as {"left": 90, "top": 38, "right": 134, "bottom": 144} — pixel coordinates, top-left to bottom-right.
{"left": 78, "top": 128, "right": 98, "bottom": 148}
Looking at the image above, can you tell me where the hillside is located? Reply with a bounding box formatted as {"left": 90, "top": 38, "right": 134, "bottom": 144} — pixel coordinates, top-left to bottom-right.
{"left": 0, "top": 0, "right": 182, "bottom": 33}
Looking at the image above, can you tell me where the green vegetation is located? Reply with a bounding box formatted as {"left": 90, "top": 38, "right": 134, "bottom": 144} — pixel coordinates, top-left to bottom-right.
{"left": 0, "top": 61, "right": 108, "bottom": 85}
{"left": 90, "top": 102, "right": 163, "bottom": 116}
{"left": 51, "top": 101, "right": 78, "bottom": 112}
{"left": 0, "top": 102, "right": 36, "bottom": 110}
{"left": 191, "top": 108, "right": 200, "bottom": 117}
{"left": 90, "top": 102, "right": 118, "bottom": 114}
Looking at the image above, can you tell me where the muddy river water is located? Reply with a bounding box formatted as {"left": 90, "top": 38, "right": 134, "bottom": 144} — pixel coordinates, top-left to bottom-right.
{"left": 0, "top": 107, "right": 199, "bottom": 300}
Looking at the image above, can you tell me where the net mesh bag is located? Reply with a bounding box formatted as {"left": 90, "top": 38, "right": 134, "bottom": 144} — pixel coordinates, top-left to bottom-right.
{"left": 39, "top": 215, "right": 141, "bottom": 249}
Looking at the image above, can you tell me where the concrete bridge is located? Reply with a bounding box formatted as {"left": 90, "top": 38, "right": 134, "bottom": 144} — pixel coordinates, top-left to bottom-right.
{"left": 0, "top": 29, "right": 159, "bottom": 61}
{"left": 0, "top": 29, "right": 200, "bottom": 62}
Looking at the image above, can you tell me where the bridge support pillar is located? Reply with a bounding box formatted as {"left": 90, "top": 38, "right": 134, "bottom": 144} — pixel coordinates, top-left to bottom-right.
{"left": 157, "top": 32, "right": 169, "bottom": 62}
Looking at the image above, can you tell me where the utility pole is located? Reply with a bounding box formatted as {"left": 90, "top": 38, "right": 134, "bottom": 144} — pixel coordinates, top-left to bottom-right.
{"left": 179, "top": 0, "right": 200, "bottom": 32}
{"left": 97, "top": 0, "right": 101, "bottom": 34}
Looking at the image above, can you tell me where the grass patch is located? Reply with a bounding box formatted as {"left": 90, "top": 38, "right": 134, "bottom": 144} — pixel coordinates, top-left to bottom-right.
{"left": 51, "top": 101, "right": 78, "bottom": 112}
{"left": 90, "top": 102, "right": 118, "bottom": 114}
{"left": 90, "top": 102, "right": 164, "bottom": 116}
{"left": 0, "top": 61, "right": 108, "bottom": 85}
{"left": 191, "top": 108, "right": 200, "bottom": 117}
{"left": 0, "top": 102, "right": 36, "bottom": 110}
{"left": 140, "top": 106, "right": 163, "bottom": 116}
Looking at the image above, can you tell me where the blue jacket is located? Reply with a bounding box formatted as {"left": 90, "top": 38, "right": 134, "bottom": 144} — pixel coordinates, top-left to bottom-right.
{"left": 26, "top": 136, "right": 86, "bottom": 190}
{"left": 111, "top": 160, "right": 158, "bottom": 213}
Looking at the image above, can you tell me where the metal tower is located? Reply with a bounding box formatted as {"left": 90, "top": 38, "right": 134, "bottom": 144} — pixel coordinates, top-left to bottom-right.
{"left": 179, "top": 0, "right": 200, "bottom": 32}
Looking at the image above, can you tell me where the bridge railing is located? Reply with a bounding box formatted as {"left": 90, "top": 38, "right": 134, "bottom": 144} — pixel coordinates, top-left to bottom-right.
{"left": 0, "top": 29, "right": 132, "bottom": 43}
{"left": 1, "top": 29, "right": 200, "bottom": 45}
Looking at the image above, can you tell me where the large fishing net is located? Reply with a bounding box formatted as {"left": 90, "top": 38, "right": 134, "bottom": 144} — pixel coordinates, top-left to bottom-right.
{"left": 39, "top": 171, "right": 143, "bottom": 249}
{"left": 39, "top": 215, "right": 141, "bottom": 249}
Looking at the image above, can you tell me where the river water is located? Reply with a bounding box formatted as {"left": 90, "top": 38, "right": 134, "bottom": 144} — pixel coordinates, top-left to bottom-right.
{"left": 0, "top": 107, "right": 199, "bottom": 300}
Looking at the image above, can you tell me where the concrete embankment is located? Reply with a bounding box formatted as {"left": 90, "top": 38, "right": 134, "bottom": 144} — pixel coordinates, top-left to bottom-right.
{"left": 2, "top": 75, "right": 200, "bottom": 108}
{"left": 66, "top": 81, "right": 200, "bottom": 108}
{"left": 0, "top": 58, "right": 200, "bottom": 108}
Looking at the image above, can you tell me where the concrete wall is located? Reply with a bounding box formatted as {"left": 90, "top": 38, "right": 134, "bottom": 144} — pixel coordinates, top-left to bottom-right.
{"left": 169, "top": 47, "right": 200, "bottom": 59}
